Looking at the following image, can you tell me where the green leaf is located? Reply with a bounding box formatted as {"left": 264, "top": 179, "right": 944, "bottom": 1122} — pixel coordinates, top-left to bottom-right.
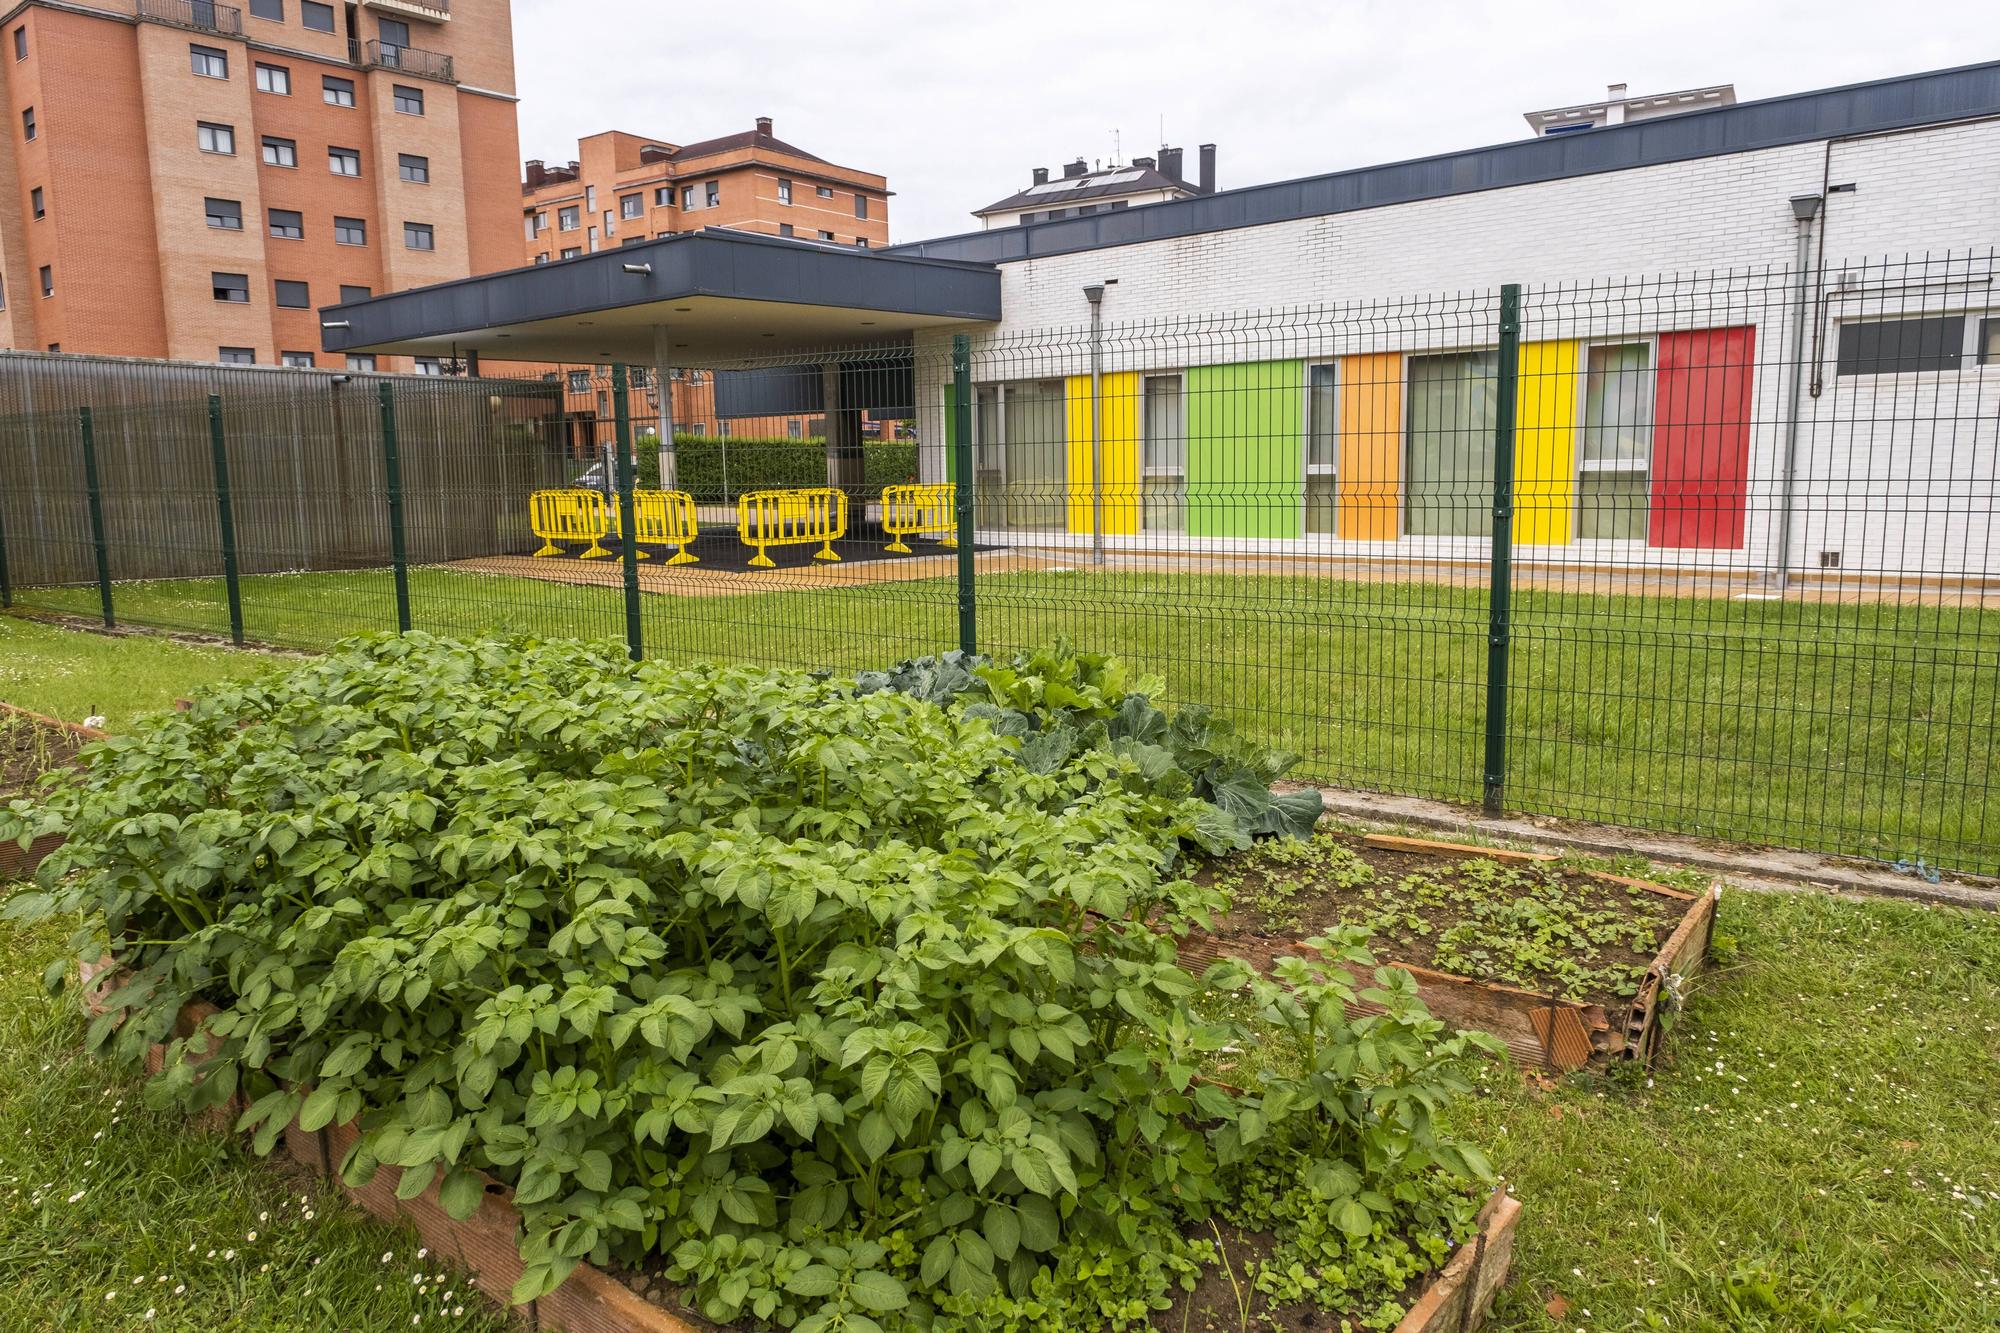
{"left": 439, "top": 1167, "right": 486, "bottom": 1221}
{"left": 1009, "top": 1145, "right": 1055, "bottom": 1197}
{"left": 847, "top": 1270, "right": 908, "bottom": 1313}
{"left": 784, "top": 1264, "right": 839, "bottom": 1298}
{"left": 984, "top": 1203, "right": 1021, "bottom": 1261}
{"left": 1337, "top": 1198, "right": 1374, "bottom": 1238}
{"left": 967, "top": 1141, "right": 1002, "bottom": 1191}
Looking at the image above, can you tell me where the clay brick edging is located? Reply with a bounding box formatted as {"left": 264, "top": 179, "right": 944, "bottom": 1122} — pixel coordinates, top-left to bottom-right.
{"left": 0, "top": 702, "right": 105, "bottom": 881}
{"left": 81, "top": 964, "right": 1519, "bottom": 1332}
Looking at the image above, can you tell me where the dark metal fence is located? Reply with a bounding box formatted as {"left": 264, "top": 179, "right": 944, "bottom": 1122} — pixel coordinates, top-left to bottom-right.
{"left": 2, "top": 256, "right": 1996, "bottom": 873}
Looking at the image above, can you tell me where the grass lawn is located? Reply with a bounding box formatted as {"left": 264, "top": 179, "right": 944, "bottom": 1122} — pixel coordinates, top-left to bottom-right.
{"left": 13, "top": 564, "right": 1999, "bottom": 869}
{"left": 0, "top": 614, "right": 275, "bottom": 730}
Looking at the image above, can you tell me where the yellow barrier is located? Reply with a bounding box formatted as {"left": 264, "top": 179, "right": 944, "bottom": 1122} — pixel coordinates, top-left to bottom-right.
{"left": 737, "top": 488, "right": 848, "bottom": 568}
{"left": 529, "top": 488, "right": 610, "bottom": 559}
{"left": 881, "top": 483, "right": 958, "bottom": 554}
{"left": 608, "top": 489, "right": 702, "bottom": 564}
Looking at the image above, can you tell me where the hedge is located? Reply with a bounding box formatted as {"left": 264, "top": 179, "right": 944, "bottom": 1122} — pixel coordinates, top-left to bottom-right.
{"left": 632, "top": 436, "right": 920, "bottom": 498}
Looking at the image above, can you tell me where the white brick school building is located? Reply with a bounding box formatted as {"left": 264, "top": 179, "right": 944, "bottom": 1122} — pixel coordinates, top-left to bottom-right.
{"left": 893, "top": 62, "right": 2000, "bottom": 590}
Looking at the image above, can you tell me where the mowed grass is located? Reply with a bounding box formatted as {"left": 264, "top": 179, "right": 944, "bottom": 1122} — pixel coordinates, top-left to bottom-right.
{"left": 15, "top": 563, "right": 1999, "bottom": 868}
{"left": 0, "top": 614, "right": 274, "bottom": 730}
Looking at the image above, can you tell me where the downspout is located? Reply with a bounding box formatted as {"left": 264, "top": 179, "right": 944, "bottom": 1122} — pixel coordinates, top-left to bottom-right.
{"left": 1774, "top": 193, "right": 1823, "bottom": 593}
{"left": 1083, "top": 283, "right": 1107, "bottom": 565}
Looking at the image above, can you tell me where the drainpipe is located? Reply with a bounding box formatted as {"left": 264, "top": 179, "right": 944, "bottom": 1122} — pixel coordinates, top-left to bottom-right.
{"left": 1083, "top": 282, "right": 1110, "bottom": 565}
{"left": 1774, "top": 193, "right": 1822, "bottom": 593}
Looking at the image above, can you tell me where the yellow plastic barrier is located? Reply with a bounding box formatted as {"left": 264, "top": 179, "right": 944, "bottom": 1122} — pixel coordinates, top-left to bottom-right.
{"left": 737, "top": 488, "right": 848, "bottom": 568}
{"left": 607, "top": 489, "right": 702, "bottom": 564}
{"left": 529, "top": 488, "right": 610, "bottom": 559}
{"left": 881, "top": 483, "right": 958, "bottom": 554}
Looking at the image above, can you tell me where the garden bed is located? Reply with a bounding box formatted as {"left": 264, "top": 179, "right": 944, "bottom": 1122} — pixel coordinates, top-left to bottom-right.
{"left": 0, "top": 701, "right": 101, "bottom": 880}
{"left": 1179, "top": 831, "right": 1719, "bottom": 1071}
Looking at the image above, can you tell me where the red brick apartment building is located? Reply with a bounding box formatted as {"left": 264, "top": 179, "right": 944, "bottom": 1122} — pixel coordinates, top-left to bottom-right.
{"left": 522, "top": 119, "right": 891, "bottom": 437}
{"left": 0, "top": 0, "right": 520, "bottom": 369}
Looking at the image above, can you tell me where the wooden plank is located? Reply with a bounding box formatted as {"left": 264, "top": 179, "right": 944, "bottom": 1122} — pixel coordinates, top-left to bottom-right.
{"left": 1360, "top": 832, "right": 1558, "bottom": 863}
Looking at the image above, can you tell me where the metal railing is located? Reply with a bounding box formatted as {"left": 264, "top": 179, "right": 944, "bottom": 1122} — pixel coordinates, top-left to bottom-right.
{"left": 355, "top": 38, "right": 455, "bottom": 83}
{"left": 2, "top": 255, "right": 1997, "bottom": 875}
{"left": 137, "top": 0, "right": 243, "bottom": 36}
{"left": 363, "top": 0, "right": 451, "bottom": 19}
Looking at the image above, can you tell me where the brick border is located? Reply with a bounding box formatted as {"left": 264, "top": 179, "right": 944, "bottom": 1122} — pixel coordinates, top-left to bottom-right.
{"left": 0, "top": 701, "right": 105, "bottom": 880}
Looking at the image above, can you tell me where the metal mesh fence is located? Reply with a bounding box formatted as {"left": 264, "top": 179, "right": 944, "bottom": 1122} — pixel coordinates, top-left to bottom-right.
{"left": 2, "top": 255, "right": 1996, "bottom": 872}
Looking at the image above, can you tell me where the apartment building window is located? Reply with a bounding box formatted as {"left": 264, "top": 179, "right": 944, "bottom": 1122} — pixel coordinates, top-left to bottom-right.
{"left": 30, "top": 186, "right": 43, "bottom": 220}
{"left": 334, "top": 216, "right": 366, "bottom": 245}
{"left": 1982, "top": 317, "right": 2000, "bottom": 365}
{"left": 586, "top": 224, "right": 597, "bottom": 250}
{"left": 1579, "top": 343, "right": 1654, "bottom": 540}
{"left": 680, "top": 185, "right": 693, "bottom": 210}
{"left": 339, "top": 284, "right": 370, "bottom": 302}
{"left": 817, "top": 229, "right": 834, "bottom": 241}
{"left": 778, "top": 179, "right": 792, "bottom": 205}
{"left": 268, "top": 208, "right": 303, "bottom": 239}
{"left": 602, "top": 209, "right": 614, "bottom": 233}
{"left": 249, "top": 0, "right": 283, "bottom": 20}
{"left": 12, "top": 27, "right": 23, "bottom": 60}
{"left": 565, "top": 370, "right": 588, "bottom": 393}
{"left": 654, "top": 187, "right": 672, "bottom": 207}
{"left": 0, "top": 274, "right": 6, "bottom": 309}
{"left": 854, "top": 194, "right": 868, "bottom": 219}
{"left": 1305, "top": 362, "right": 1337, "bottom": 534}
{"left": 686, "top": 421, "right": 706, "bottom": 436}
{"left": 346, "top": 354, "right": 376, "bottom": 372}
{"left": 21, "top": 106, "right": 33, "bottom": 140}
{"left": 398, "top": 153, "right": 429, "bottom": 183}
{"left": 560, "top": 246, "right": 580, "bottom": 259}
{"left": 392, "top": 84, "right": 424, "bottom": 115}
{"left": 558, "top": 205, "right": 578, "bottom": 230}
{"left": 414, "top": 356, "right": 444, "bottom": 376}
{"left": 323, "top": 75, "right": 355, "bottom": 107}
{"left": 1141, "top": 374, "right": 1187, "bottom": 533}
{"left": 197, "top": 121, "right": 234, "bottom": 154}
{"left": 255, "top": 63, "right": 290, "bottom": 95}
{"left": 39, "top": 265, "right": 51, "bottom": 297}
{"left": 274, "top": 279, "right": 310, "bottom": 308}
{"left": 585, "top": 184, "right": 595, "bottom": 211}
{"left": 403, "top": 221, "right": 433, "bottom": 251}
{"left": 1836, "top": 316, "right": 1965, "bottom": 375}
{"left": 778, "top": 223, "right": 793, "bottom": 238}
{"left": 301, "top": 1, "right": 334, "bottom": 32}
{"left": 532, "top": 211, "right": 547, "bottom": 232}
{"left": 1406, "top": 351, "right": 1499, "bottom": 537}
{"left": 854, "top": 237, "right": 868, "bottom": 248}
{"left": 328, "top": 146, "right": 360, "bottom": 176}
{"left": 189, "top": 45, "right": 228, "bottom": 79}
{"left": 533, "top": 253, "right": 548, "bottom": 265}
{"left": 219, "top": 347, "right": 256, "bottom": 365}
{"left": 619, "top": 193, "right": 642, "bottom": 219}
{"left": 212, "top": 271, "right": 250, "bottom": 303}
{"left": 787, "top": 420, "right": 802, "bottom": 438}
{"left": 816, "top": 185, "right": 832, "bottom": 198}
{"left": 204, "top": 196, "right": 242, "bottom": 229}
{"left": 262, "top": 136, "right": 297, "bottom": 167}
{"left": 281, "top": 351, "right": 314, "bottom": 368}
{"left": 704, "top": 180, "right": 719, "bottom": 207}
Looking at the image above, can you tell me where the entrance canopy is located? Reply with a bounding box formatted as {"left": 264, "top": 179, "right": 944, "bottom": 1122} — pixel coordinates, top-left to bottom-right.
{"left": 318, "top": 228, "right": 1001, "bottom": 364}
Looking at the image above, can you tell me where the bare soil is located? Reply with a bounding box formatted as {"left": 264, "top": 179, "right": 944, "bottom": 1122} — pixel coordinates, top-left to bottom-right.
{"left": 0, "top": 705, "right": 90, "bottom": 799}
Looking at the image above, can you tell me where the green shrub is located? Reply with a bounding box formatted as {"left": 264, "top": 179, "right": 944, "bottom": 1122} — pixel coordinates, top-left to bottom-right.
{"left": 5, "top": 635, "right": 1495, "bottom": 1331}
{"left": 631, "top": 437, "right": 920, "bottom": 498}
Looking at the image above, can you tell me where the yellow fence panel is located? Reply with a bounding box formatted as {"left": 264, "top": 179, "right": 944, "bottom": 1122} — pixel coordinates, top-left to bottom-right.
{"left": 528, "top": 488, "right": 610, "bottom": 559}
{"left": 737, "top": 488, "right": 848, "bottom": 568}
{"left": 881, "top": 483, "right": 957, "bottom": 553}
{"left": 608, "top": 489, "right": 702, "bottom": 564}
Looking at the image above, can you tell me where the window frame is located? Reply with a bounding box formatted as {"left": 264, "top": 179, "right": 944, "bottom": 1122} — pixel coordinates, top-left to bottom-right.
{"left": 211, "top": 271, "right": 251, "bottom": 304}
{"left": 854, "top": 193, "right": 868, "bottom": 219}
{"left": 254, "top": 62, "right": 290, "bottom": 95}
{"left": 204, "top": 196, "right": 243, "bottom": 230}
{"left": 1834, "top": 315, "right": 1966, "bottom": 377}
{"left": 38, "top": 264, "right": 51, "bottom": 297}
{"left": 704, "top": 180, "right": 719, "bottom": 208}
{"left": 218, "top": 347, "right": 257, "bottom": 365}
{"left": 322, "top": 74, "right": 355, "bottom": 107}
{"left": 1980, "top": 316, "right": 2000, "bottom": 366}
{"left": 197, "top": 121, "right": 235, "bottom": 155}
{"left": 391, "top": 83, "right": 424, "bottom": 115}
{"left": 777, "top": 178, "right": 792, "bottom": 205}
{"left": 557, "top": 205, "right": 579, "bottom": 231}
{"left": 29, "top": 186, "right": 43, "bottom": 220}
{"left": 333, "top": 215, "right": 367, "bottom": 246}
{"left": 816, "top": 185, "right": 833, "bottom": 199}
{"left": 327, "top": 145, "right": 361, "bottom": 177}
{"left": 12, "top": 27, "right": 24, "bottom": 61}
{"left": 281, "top": 351, "right": 316, "bottom": 368}
{"left": 1573, "top": 338, "right": 1657, "bottom": 543}
{"left": 345, "top": 354, "right": 377, "bottom": 372}
{"left": 398, "top": 152, "right": 430, "bottom": 183}
{"left": 1303, "top": 360, "right": 1339, "bottom": 536}
{"left": 248, "top": 0, "right": 284, "bottom": 21}
{"left": 261, "top": 135, "right": 297, "bottom": 168}
{"left": 1140, "top": 372, "right": 1188, "bottom": 534}
{"left": 654, "top": 186, "right": 672, "bottom": 207}
{"left": 189, "top": 44, "right": 228, "bottom": 79}
{"left": 338, "top": 284, "right": 371, "bottom": 303}
{"left": 21, "top": 105, "right": 33, "bottom": 140}
{"left": 403, "top": 220, "right": 434, "bottom": 251}
{"left": 267, "top": 208, "right": 304, "bottom": 239}
{"left": 273, "top": 278, "right": 311, "bottom": 308}
{"left": 619, "top": 193, "right": 643, "bottom": 219}
{"left": 300, "top": 0, "right": 335, "bottom": 33}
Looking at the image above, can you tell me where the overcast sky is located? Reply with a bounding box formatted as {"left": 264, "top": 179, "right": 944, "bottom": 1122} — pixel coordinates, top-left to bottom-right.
{"left": 512, "top": 0, "right": 1988, "bottom": 243}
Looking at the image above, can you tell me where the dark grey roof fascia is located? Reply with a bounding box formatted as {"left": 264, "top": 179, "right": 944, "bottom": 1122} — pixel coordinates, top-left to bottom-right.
{"left": 318, "top": 229, "right": 1000, "bottom": 352}
{"left": 891, "top": 59, "right": 2000, "bottom": 266}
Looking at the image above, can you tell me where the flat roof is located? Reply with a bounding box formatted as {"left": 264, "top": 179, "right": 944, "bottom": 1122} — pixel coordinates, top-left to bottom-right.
{"left": 888, "top": 59, "right": 2000, "bottom": 266}
{"left": 319, "top": 228, "right": 1000, "bottom": 363}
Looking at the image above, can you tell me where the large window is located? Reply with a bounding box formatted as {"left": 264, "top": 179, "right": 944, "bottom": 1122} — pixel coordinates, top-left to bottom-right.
{"left": 301, "top": 1, "right": 334, "bottom": 32}
{"left": 1982, "top": 317, "right": 2000, "bottom": 365}
{"left": 973, "top": 381, "right": 1066, "bottom": 532}
{"left": 1578, "top": 343, "right": 1653, "bottom": 540}
{"left": 558, "top": 205, "right": 579, "bottom": 230}
{"left": 1141, "top": 374, "right": 1186, "bottom": 533}
{"left": 204, "top": 196, "right": 242, "bottom": 230}
{"left": 1305, "top": 362, "right": 1338, "bottom": 535}
{"left": 399, "top": 153, "right": 429, "bottom": 183}
{"left": 21, "top": 106, "right": 33, "bottom": 140}
{"left": 854, "top": 194, "right": 869, "bottom": 220}
{"left": 1405, "top": 351, "right": 1498, "bottom": 537}
{"left": 1836, "top": 316, "right": 1963, "bottom": 375}
{"left": 219, "top": 347, "right": 256, "bottom": 365}
{"left": 333, "top": 216, "right": 366, "bottom": 245}
{"left": 255, "top": 62, "right": 289, "bottom": 94}
{"left": 338, "top": 285, "right": 371, "bottom": 303}
{"left": 619, "top": 193, "right": 642, "bottom": 219}
{"left": 262, "top": 135, "right": 297, "bottom": 168}
{"left": 249, "top": 0, "right": 283, "bottom": 20}
{"left": 403, "top": 221, "right": 433, "bottom": 251}
{"left": 328, "top": 145, "right": 360, "bottom": 176}
{"left": 704, "top": 180, "right": 719, "bottom": 207}
{"left": 189, "top": 44, "right": 228, "bottom": 79}
{"left": 274, "top": 279, "right": 309, "bottom": 308}
{"left": 323, "top": 75, "right": 355, "bottom": 106}
{"left": 268, "top": 208, "right": 303, "bottom": 239}
{"left": 196, "top": 122, "right": 234, "bottom": 154}
{"left": 211, "top": 271, "right": 249, "bottom": 303}
{"left": 281, "top": 351, "right": 315, "bottom": 368}
{"left": 392, "top": 84, "right": 424, "bottom": 115}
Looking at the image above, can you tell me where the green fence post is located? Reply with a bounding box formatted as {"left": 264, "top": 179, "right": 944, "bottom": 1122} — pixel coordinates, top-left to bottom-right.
{"left": 77, "top": 406, "right": 114, "bottom": 629}
{"left": 1482, "top": 283, "right": 1522, "bottom": 815}
{"left": 951, "top": 334, "right": 976, "bottom": 657}
{"left": 207, "top": 394, "right": 245, "bottom": 646}
{"left": 611, "top": 363, "right": 644, "bottom": 661}
{"left": 377, "top": 381, "right": 412, "bottom": 633}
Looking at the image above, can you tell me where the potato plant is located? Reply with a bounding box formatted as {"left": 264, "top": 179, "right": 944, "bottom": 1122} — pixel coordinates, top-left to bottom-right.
{"left": 4, "top": 635, "right": 1495, "bottom": 1331}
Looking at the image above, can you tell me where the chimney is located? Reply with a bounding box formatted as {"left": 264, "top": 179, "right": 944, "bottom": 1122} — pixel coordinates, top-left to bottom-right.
{"left": 755, "top": 115, "right": 773, "bottom": 135}
{"left": 1606, "top": 83, "right": 1628, "bottom": 126}
{"left": 1158, "top": 146, "right": 1183, "bottom": 183}
{"left": 1063, "top": 158, "right": 1089, "bottom": 178}
{"left": 1133, "top": 154, "right": 1156, "bottom": 170}
{"left": 524, "top": 159, "right": 546, "bottom": 187}
{"left": 1032, "top": 166, "right": 1049, "bottom": 186}
{"left": 1198, "top": 143, "right": 1216, "bottom": 194}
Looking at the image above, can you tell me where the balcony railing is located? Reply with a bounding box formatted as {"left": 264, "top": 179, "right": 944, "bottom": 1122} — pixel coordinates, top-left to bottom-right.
{"left": 137, "top": 0, "right": 244, "bottom": 36}
{"left": 355, "top": 38, "right": 455, "bottom": 83}
{"left": 362, "top": 0, "right": 451, "bottom": 21}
